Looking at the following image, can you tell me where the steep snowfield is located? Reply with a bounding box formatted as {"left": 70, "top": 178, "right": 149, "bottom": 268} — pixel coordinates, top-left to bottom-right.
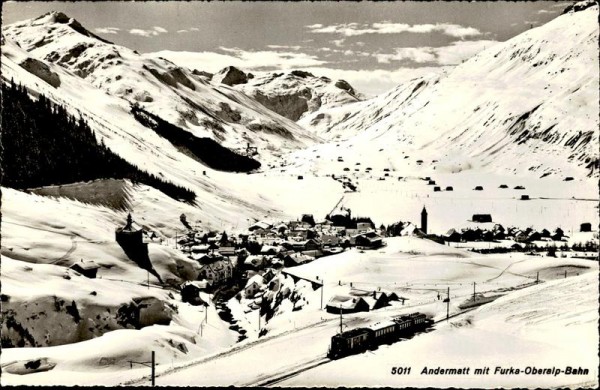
{"left": 2, "top": 12, "right": 319, "bottom": 156}
{"left": 298, "top": 4, "right": 599, "bottom": 178}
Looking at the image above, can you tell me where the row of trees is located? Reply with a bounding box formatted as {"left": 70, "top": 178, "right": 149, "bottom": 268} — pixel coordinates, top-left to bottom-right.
{"left": 1, "top": 80, "right": 195, "bottom": 203}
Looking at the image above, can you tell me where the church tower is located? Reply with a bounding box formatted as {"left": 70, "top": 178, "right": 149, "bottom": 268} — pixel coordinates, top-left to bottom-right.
{"left": 421, "top": 206, "right": 428, "bottom": 234}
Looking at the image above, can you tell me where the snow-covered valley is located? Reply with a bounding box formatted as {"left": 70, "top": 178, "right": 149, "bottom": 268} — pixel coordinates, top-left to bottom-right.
{"left": 1, "top": 2, "right": 598, "bottom": 388}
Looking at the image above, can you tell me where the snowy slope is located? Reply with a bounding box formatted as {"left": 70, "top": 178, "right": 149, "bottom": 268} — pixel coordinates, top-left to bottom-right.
{"left": 1, "top": 34, "right": 347, "bottom": 231}
{"left": 298, "top": 4, "right": 599, "bottom": 178}
{"left": 120, "top": 238, "right": 597, "bottom": 388}
{"left": 2, "top": 12, "right": 319, "bottom": 156}
{"left": 284, "top": 272, "right": 598, "bottom": 388}
{"left": 0, "top": 184, "right": 240, "bottom": 380}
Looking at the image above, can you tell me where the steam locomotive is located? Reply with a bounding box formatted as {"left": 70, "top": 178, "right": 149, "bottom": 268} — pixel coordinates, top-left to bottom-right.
{"left": 327, "top": 312, "right": 433, "bottom": 359}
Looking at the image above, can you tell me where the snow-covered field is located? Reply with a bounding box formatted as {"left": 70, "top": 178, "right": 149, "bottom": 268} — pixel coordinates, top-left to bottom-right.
{"left": 4, "top": 236, "right": 596, "bottom": 387}
{"left": 283, "top": 272, "right": 599, "bottom": 388}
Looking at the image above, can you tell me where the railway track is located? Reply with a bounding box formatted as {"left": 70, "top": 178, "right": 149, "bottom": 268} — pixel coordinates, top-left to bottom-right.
{"left": 245, "top": 356, "right": 331, "bottom": 387}
{"left": 123, "top": 291, "right": 492, "bottom": 387}
{"left": 243, "top": 307, "right": 479, "bottom": 388}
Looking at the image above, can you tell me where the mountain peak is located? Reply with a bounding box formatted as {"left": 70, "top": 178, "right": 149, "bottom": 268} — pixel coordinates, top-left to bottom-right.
{"left": 34, "top": 11, "right": 73, "bottom": 25}
{"left": 30, "top": 11, "right": 114, "bottom": 45}
{"left": 214, "top": 66, "right": 250, "bottom": 86}
{"left": 563, "top": 0, "right": 597, "bottom": 14}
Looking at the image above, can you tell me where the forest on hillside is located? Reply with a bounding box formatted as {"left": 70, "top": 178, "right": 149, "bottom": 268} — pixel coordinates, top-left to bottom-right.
{"left": 0, "top": 80, "right": 196, "bottom": 202}
{"left": 131, "top": 104, "right": 261, "bottom": 172}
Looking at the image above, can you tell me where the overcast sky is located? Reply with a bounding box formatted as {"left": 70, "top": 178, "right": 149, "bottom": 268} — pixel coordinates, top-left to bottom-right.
{"left": 2, "top": 1, "right": 572, "bottom": 96}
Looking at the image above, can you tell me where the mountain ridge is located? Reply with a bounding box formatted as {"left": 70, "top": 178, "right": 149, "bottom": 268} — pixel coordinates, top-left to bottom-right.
{"left": 296, "top": 3, "right": 599, "bottom": 178}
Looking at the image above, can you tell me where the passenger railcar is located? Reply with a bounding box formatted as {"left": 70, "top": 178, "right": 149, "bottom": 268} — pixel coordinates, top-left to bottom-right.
{"left": 327, "top": 312, "right": 433, "bottom": 359}
{"left": 366, "top": 320, "right": 399, "bottom": 346}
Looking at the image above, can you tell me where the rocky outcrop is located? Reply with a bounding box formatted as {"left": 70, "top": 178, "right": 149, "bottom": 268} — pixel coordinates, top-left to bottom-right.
{"left": 19, "top": 58, "right": 61, "bottom": 88}
{"left": 144, "top": 65, "right": 196, "bottom": 91}
{"left": 192, "top": 69, "right": 213, "bottom": 80}
{"left": 563, "top": 0, "right": 596, "bottom": 14}
{"left": 334, "top": 79, "right": 356, "bottom": 95}
{"left": 0, "top": 295, "right": 173, "bottom": 348}
{"left": 215, "top": 102, "right": 242, "bottom": 123}
{"left": 253, "top": 89, "right": 312, "bottom": 121}
{"left": 213, "top": 66, "right": 248, "bottom": 86}
{"left": 235, "top": 71, "right": 360, "bottom": 121}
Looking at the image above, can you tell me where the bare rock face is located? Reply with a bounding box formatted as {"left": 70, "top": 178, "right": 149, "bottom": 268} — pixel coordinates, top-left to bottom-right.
{"left": 19, "top": 58, "right": 61, "bottom": 88}
{"left": 215, "top": 102, "right": 242, "bottom": 123}
{"left": 253, "top": 89, "right": 311, "bottom": 122}
{"left": 334, "top": 79, "right": 355, "bottom": 95}
{"left": 0, "top": 295, "right": 173, "bottom": 348}
{"left": 234, "top": 71, "right": 360, "bottom": 121}
{"left": 214, "top": 66, "right": 248, "bottom": 86}
{"left": 290, "top": 70, "right": 314, "bottom": 79}
{"left": 192, "top": 69, "right": 213, "bottom": 80}
{"left": 144, "top": 65, "right": 196, "bottom": 91}
{"left": 563, "top": 0, "right": 596, "bottom": 14}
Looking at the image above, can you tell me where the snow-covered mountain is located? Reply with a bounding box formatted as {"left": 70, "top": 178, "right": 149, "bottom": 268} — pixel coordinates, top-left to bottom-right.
{"left": 230, "top": 69, "right": 360, "bottom": 121}
{"left": 2, "top": 12, "right": 319, "bottom": 156}
{"left": 145, "top": 61, "right": 362, "bottom": 121}
{"left": 298, "top": 3, "right": 599, "bottom": 178}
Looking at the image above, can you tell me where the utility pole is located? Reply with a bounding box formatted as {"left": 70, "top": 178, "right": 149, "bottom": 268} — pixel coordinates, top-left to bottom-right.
{"left": 128, "top": 351, "right": 155, "bottom": 387}
{"left": 564, "top": 270, "right": 567, "bottom": 279}
{"left": 151, "top": 351, "right": 155, "bottom": 387}
{"left": 473, "top": 282, "right": 476, "bottom": 302}
{"left": 147, "top": 271, "right": 150, "bottom": 290}
{"left": 339, "top": 304, "right": 343, "bottom": 334}
{"left": 321, "top": 281, "right": 324, "bottom": 310}
{"left": 536, "top": 272, "right": 539, "bottom": 284}
{"left": 446, "top": 287, "right": 450, "bottom": 321}
{"left": 175, "top": 231, "right": 178, "bottom": 249}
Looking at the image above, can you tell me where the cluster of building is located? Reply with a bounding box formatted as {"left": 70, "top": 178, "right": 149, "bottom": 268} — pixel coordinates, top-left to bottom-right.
{"left": 176, "top": 231, "right": 237, "bottom": 289}
{"left": 174, "top": 211, "right": 386, "bottom": 302}
{"left": 441, "top": 214, "right": 587, "bottom": 244}
{"left": 244, "top": 212, "right": 385, "bottom": 264}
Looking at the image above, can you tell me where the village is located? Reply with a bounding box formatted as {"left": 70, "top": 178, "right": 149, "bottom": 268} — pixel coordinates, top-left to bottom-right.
{"left": 102, "top": 202, "right": 598, "bottom": 339}
{"left": 172, "top": 208, "right": 388, "bottom": 314}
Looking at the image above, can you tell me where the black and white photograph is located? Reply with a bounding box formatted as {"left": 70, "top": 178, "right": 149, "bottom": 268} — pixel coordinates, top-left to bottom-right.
{"left": 0, "top": 0, "right": 598, "bottom": 387}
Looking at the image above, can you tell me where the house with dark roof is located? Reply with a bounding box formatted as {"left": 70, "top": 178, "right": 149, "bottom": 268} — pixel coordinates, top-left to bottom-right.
{"left": 444, "top": 229, "right": 462, "bottom": 242}
{"left": 218, "top": 246, "right": 237, "bottom": 257}
{"left": 283, "top": 253, "right": 315, "bottom": 267}
{"left": 326, "top": 295, "right": 369, "bottom": 314}
{"left": 70, "top": 260, "right": 100, "bottom": 278}
{"left": 180, "top": 281, "right": 210, "bottom": 306}
{"left": 354, "top": 232, "right": 383, "bottom": 248}
{"left": 197, "top": 258, "right": 233, "bottom": 284}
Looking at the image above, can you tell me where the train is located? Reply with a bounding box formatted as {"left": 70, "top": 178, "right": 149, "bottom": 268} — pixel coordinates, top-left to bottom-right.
{"left": 327, "top": 312, "right": 433, "bottom": 359}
